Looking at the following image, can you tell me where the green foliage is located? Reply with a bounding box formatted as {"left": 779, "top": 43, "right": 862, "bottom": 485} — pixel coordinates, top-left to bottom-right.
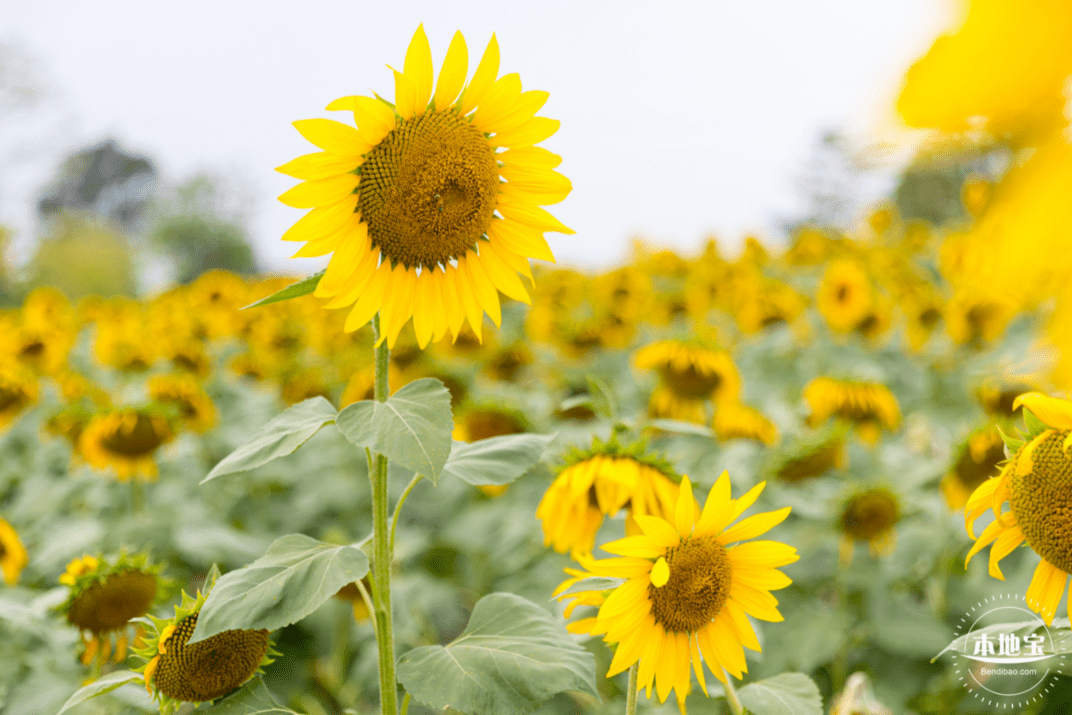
{"left": 336, "top": 378, "right": 454, "bottom": 484}
{"left": 25, "top": 216, "right": 136, "bottom": 298}
{"left": 737, "top": 673, "right": 823, "bottom": 715}
{"left": 243, "top": 271, "right": 324, "bottom": 309}
{"left": 153, "top": 215, "right": 257, "bottom": 283}
{"left": 199, "top": 679, "right": 301, "bottom": 714}
{"left": 442, "top": 434, "right": 554, "bottom": 486}
{"left": 396, "top": 593, "right": 599, "bottom": 715}
{"left": 191, "top": 534, "right": 369, "bottom": 643}
{"left": 56, "top": 670, "right": 141, "bottom": 714}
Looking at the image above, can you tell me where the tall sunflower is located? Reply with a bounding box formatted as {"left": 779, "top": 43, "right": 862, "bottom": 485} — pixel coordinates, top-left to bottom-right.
{"left": 635, "top": 340, "right": 741, "bottom": 424}
{"left": 554, "top": 473, "right": 796, "bottom": 709}
{"left": 278, "top": 25, "right": 572, "bottom": 348}
{"left": 0, "top": 517, "right": 28, "bottom": 586}
{"left": 965, "top": 393, "right": 1072, "bottom": 625}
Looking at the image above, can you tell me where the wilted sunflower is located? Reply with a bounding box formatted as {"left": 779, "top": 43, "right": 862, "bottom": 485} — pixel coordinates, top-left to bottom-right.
{"left": 537, "top": 436, "right": 683, "bottom": 555}
{"left": 941, "top": 425, "right": 1006, "bottom": 510}
{"left": 817, "top": 260, "right": 873, "bottom": 334}
{"left": 635, "top": 340, "right": 740, "bottom": 424}
{"left": 803, "top": 377, "right": 901, "bottom": 445}
{"left": 136, "top": 573, "right": 276, "bottom": 712}
{"left": 555, "top": 473, "right": 796, "bottom": 710}
{"left": 712, "top": 401, "right": 778, "bottom": 445}
{"left": 838, "top": 487, "right": 901, "bottom": 562}
{"left": 0, "top": 361, "right": 38, "bottom": 431}
{"left": 0, "top": 517, "right": 28, "bottom": 585}
{"left": 58, "top": 551, "right": 164, "bottom": 667}
{"left": 79, "top": 407, "right": 175, "bottom": 482}
{"left": 965, "top": 393, "right": 1072, "bottom": 625}
{"left": 148, "top": 374, "right": 217, "bottom": 433}
{"left": 278, "top": 25, "right": 572, "bottom": 349}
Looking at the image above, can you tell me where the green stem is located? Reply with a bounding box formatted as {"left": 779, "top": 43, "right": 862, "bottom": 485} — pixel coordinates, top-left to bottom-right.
{"left": 625, "top": 662, "right": 638, "bottom": 715}
{"left": 722, "top": 669, "right": 744, "bottom": 715}
{"left": 370, "top": 315, "right": 398, "bottom": 715}
{"left": 130, "top": 480, "right": 144, "bottom": 514}
{"left": 391, "top": 473, "right": 424, "bottom": 553}
{"left": 400, "top": 693, "right": 411, "bottom": 715}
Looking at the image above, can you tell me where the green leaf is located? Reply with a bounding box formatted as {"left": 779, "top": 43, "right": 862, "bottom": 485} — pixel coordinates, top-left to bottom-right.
{"left": 242, "top": 271, "right": 324, "bottom": 309}
{"left": 56, "top": 670, "right": 142, "bottom": 714}
{"left": 737, "top": 673, "right": 823, "bottom": 715}
{"left": 397, "top": 592, "right": 599, "bottom": 715}
{"left": 189, "top": 534, "right": 369, "bottom": 644}
{"left": 551, "top": 576, "right": 625, "bottom": 599}
{"left": 335, "top": 378, "right": 453, "bottom": 484}
{"left": 442, "top": 433, "right": 554, "bottom": 486}
{"left": 648, "top": 419, "right": 715, "bottom": 437}
{"left": 199, "top": 678, "right": 299, "bottom": 714}
{"left": 996, "top": 423, "right": 1025, "bottom": 454}
{"left": 1022, "top": 408, "right": 1048, "bottom": 440}
{"left": 202, "top": 397, "right": 338, "bottom": 483}
{"left": 586, "top": 375, "right": 616, "bottom": 418}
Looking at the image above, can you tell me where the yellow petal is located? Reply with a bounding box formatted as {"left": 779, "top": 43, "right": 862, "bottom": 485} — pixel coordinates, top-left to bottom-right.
{"left": 344, "top": 262, "right": 391, "bottom": 332}
{"left": 490, "top": 116, "right": 561, "bottom": 148}
{"left": 438, "top": 265, "right": 465, "bottom": 340}
{"left": 988, "top": 525, "right": 1025, "bottom": 579}
{"left": 276, "top": 151, "right": 362, "bottom": 181}
{"left": 674, "top": 476, "right": 695, "bottom": 537}
{"left": 499, "top": 146, "right": 562, "bottom": 169}
{"left": 1014, "top": 392, "right": 1072, "bottom": 430}
{"left": 411, "top": 271, "right": 435, "bottom": 349}
{"left": 496, "top": 197, "right": 574, "bottom": 235}
{"left": 499, "top": 176, "right": 571, "bottom": 206}
{"left": 719, "top": 507, "right": 791, "bottom": 544}
{"left": 450, "top": 263, "right": 484, "bottom": 340}
{"left": 600, "top": 535, "right": 665, "bottom": 558}
{"left": 404, "top": 25, "right": 434, "bottom": 112}
{"left": 281, "top": 195, "right": 358, "bottom": 242}
{"left": 481, "top": 89, "right": 550, "bottom": 135}
{"left": 476, "top": 242, "right": 531, "bottom": 304}
{"left": 472, "top": 73, "right": 522, "bottom": 131}
{"left": 462, "top": 255, "right": 502, "bottom": 327}
{"left": 651, "top": 556, "right": 670, "bottom": 587}
{"left": 292, "top": 119, "right": 369, "bottom": 156}
{"left": 434, "top": 31, "right": 468, "bottom": 109}
{"left": 352, "top": 96, "right": 397, "bottom": 143}
{"left": 690, "top": 632, "right": 708, "bottom": 696}
{"left": 633, "top": 515, "right": 681, "bottom": 548}
{"left": 278, "top": 174, "right": 359, "bottom": 209}
{"left": 487, "top": 219, "right": 556, "bottom": 262}
{"left": 393, "top": 67, "right": 419, "bottom": 120}
{"left": 459, "top": 33, "right": 499, "bottom": 115}
{"left": 695, "top": 470, "right": 733, "bottom": 537}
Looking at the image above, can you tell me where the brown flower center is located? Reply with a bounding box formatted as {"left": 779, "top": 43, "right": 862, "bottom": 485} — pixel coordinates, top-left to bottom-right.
{"left": 776, "top": 441, "right": 843, "bottom": 483}
{"left": 462, "top": 411, "right": 525, "bottom": 442}
{"left": 649, "top": 536, "right": 732, "bottom": 633}
{"left": 659, "top": 365, "right": 723, "bottom": 400}
{"left": 66, "top": 570, "right": 157, "bottom": 633}
{"left": 358, "top": 110, "right": 499, "bottom": 269}
{"left": 1009, "top": 430, "right": 1072, "bottom": 573}
{"left": 840, "top": 489, "right": 900, "bottom": 541}
{"left": 155, "top": 613, "right": 270, "bottom": 703}
{"left": 100, "top": 413, "right": 168, "bottom": 457}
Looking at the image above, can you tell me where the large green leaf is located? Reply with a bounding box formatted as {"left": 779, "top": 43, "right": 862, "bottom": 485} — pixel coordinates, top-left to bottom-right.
{"left": 56, "top": 670, "right": 142, "bottom": 714}
{"left": 200, "top": 678, "right": 299, "bottom": 714}
{"left": 397, "top": 592, "right": 599, "bottom": 715}
{"left": 335, "top": 378, "right": 453, "bottom": 484}
{"left": 242, "top": 271, "right": 324, "bottom": 309}
{"left": 202, "top": 397, "right": 338, "bottom": 483}
{"left": 737, "top": 673, "right": 823, "bottom": 715}
{"left": 442, "top": 433, "right": 554, "bottom": 486}
{"left": 190, "top": 534, "right": 368, "bottom": 644}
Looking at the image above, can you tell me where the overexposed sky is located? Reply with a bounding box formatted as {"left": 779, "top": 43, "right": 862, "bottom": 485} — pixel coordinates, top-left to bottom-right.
{"left": 1, "top": 0, "right": 953, "bottom": 273}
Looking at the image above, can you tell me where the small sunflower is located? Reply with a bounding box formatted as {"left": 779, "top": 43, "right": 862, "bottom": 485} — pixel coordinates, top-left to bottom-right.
{"left": 635, "top": 340, "right": 741, "bottom": 424}
{"left": 555, "top": 472, "right": 796, "bottom": 709}
{"left": 712, "top": 401, "right": 779, "bottom": 446}
{"left": 0, "top": 517, "right": 28, "bottom": 586}
{"left": 803, "top": 377, "right": 901, "bottom": 444}
{"left": 838, "top": 487, "right": 901, "bottom": 562}
{"left": 135, "top": 574, "right": 276, "bottom": 713}
{"left": 0, "top": 361, "right": 38, "bottom": 431}
{"left": 817, "top": 260, "right": 873, "bottom": 334}
{"left": 78, "top": 407, "right": 175, "bottom": 482}
{"left": 279, "top": 25, "right": 572, "bottom": 349}
{"left": 941, "top": 425, "right": 1006, "bottom": 510}
{"left": 148, "top": 374, "right": 217, "bottom": 434}
{"left": 965, "top": 393, "right": 1072, "bottom": 625}
{"left": 536, "top": 435, "right": 684, "bottom": 555}
{"left": 57, "top": 551, "right": 165, "bottom": 668}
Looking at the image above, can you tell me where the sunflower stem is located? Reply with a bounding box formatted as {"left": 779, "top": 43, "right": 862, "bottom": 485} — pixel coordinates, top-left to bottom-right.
{"left": 130, "top": 480, "right": 144, "bottom": 514}
{"left": 624, "top": 662, "right": 638, "bottom": 715}
{"left": 370, "top": 315, "right": 398, "bottom": 715}
{"left": 721, "top": 669, "right": 744, "bottom": 715}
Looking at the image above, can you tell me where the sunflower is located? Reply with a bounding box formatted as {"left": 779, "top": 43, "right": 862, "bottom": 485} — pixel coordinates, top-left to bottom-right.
{"left": 945, "top": 288, "right": 1016, "bottom": 347}
{"left": 0, "top": 517, "right": 28, "bottom": 586}
{"left": 635, "top": 341, "right": 741, "bottom": 424}
{"left": 537, "top": 436, "right": 683, "bottom": 555}
{"left": 78, "top": 407, "right": 175, "bottom": 482}
{"left": 0, "top": 361, "right": 38, "bottom": 431}
{"left": 838, "top": 488, "right": 901, "bottom": 562}
{"left": 148, "top": 374, "right": 217, "bottom": 433}
{"left": 339, "top": 363, "right": 405, "bottom": 408}
{"left": 817, "top": 260, "right": 873, "bottom": 334}
{"left": 712, "top": 401, "right": 778, "bottom": 446}
{"left": 278, "top": 25, "right": 571, "bottom": 349}
{"left": 941, "top": 425, "right": 1006, "bottom": 510}
{"left": 57, "top": 551, "right": 164, "bottom": 668}
{"left": 136, "top": 573, "right": 276, "bottom": 713}
{"left": 803, "top": 377, "right": 901, "bottom": 445}
{"left": 93, "top": 300, "right": 158, "bottom": 372}
{"left": 732, "top": 275, "right": 806, "bottom": 334}
{"left": 771, "top": 435, "right": 845, "bottom": 484}
{"left": 1, "top": 314, "right": 75, "bottom": 375}
{"left": 554, "top": 473, "right": 796, "bottom": 709}
{"left": 485, "top": 342, "right": 533, "bottom": 382}
{"left": 965, "top": 393, "right": 1072, "bottom": 625}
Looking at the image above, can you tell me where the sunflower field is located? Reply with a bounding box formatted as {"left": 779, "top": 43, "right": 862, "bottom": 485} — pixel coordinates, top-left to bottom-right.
{"left": 4, "top": 6, "right": 1072, "bottom": 715}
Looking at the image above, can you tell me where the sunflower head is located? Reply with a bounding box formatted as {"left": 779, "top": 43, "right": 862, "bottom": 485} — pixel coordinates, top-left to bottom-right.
{"left": 636, "top": 340, "right": 741, "bottom": 424}
{"left": 148, "top": 374, "right": 217, "bottom": 434}
{"left": 279, "top": 25, "right": 571, "bottom": 350}
{"left": 135, "top": 570, "right": 276, "bottom": 713}
{"left": 712, "top": 401, "right": 779, "bottom": 446}
{"left": 945, "top": 288, "right": 1015, "bottom": 346}
{"left": 817, "top": 260, "right": 873, "bottom": 334}
{"left": 537, "top": 434, "right": 681, "bottom": 555}
{"left": 783, "top": 226, "right": 834, "bottom": 266}
{"left": 78, "top": 406, "right": 175, "bottom": 482}
{"left": 803, "top": 377, "right": 901, "bottom": 444}
{"left": 57, "top": 550, "right": 166, "bottom": 667}
{"left": 771, "top": 433, "right": 846, "bottom": 484}
{"left": 0, "top": 517, "right": 28, "bottom": 586}
{"left": 93, "top": 301, "right": 158, "bottom": 372}
{"left": 941, "top": 424, "right": 1006, "bottom": 510}
{"left": 0, "top": 360, "right": 39, "bottom": 431}
{"left": 452, "top": 402, "right": 529, "bottom": 443}
{"left": 555, "top": 472, "right": 796, "bottom": 709}
{"left": 838, "top": 488, "right": 900, "bottom": 559}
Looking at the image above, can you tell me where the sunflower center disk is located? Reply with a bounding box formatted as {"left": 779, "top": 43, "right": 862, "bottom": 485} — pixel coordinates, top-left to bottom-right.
{"left": 1010, "top": 430, "right": 1072, "bottom": 573}
{"left": 100, "top": 414, "right": 166, "bottom": 457}
{"left": 649, "top": 537, "right": 732, "bottom": 633}
{"left": 67, "top": 570, "right": 158, "bottom": 633}
{"left": 840, "top": 491, "right": 899, "bottom": 541}
{"left": 155, "top": 613, "right": 270, "bottom": 703}
{"left": 659, "top": 365, "right": 723, "bottom": 400}
{"left": 358, "top": 110, "right": 499, "bottom": 270}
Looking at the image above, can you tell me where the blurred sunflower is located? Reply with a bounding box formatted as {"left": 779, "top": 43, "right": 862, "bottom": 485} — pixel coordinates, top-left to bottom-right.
{"left": 136, "top": 573, "right": 275, "bottom": 712}
{"left": 485, "top": 343, "right": 533, "bottom": 382}
{"left": 772, "top": 436, "right": 845, "bottom": 484}
{"left": 733, "top": 277, "right": 806, "bottom": 334}
{"left": 1, "top": 314, "right": 75, "bottom": 375}
{"left": 452, "top": 402, "right": 529, "bottom": 443}
{"left": 537, "top": 435, "right": 683, "bottom": 555}
{"left": 58, "top": 552, "right": 164, "bottom": 668}
{"left": 978, "top": 379, "right": 1039, "bottom": 421}
{"left": 555, "top": 473, "right": 796, "bottom": 710}
{"left": 148, "top": 374, "right": 217, "bottom": 433}
{"left": 712, "top": 401, "right": 778, "bottom": 446}
{"left": 783, "top": 226, "right": 835, "bottom": 266}
{"left": 0, "top": 517, "right": 28, "bottom": 585}
{"left": 965, "top": 393, "right": 1072, "bottom": 625}
{"left": 945, "top": 288, "right": 1016, "bottom": 346}
{"left": 93, "top": 300, "right": 158, "bottom": 372}
{"left": 279, "top": 366, "right": 332, "bottom": 405}
{"left": 185, "top": 270, "right": 250, "bottom": 339}
{"left": 334, "top": 577, "right": 374, "bottom": 622}
{"left": 79, "top": 407, "right": 175, "bottom": 482}
{"left": 636, "top": 341, "right": 740, "bottom": 424}
{"left": 838, "top": 487, "right": 901, "bottom": 562}
{"left": 0, "top": 361, "right": 38, "bottom": 431}
{"left": 817, "top": 260, "right": 873, "bottom": 334}
{"left": 339, "top": 363, "right": 405, "bottom": 408}
{"left": 803, "top": 377, "right": 901, "bottom": 444}
{"left": 941, "top": 424, "right": 1006, "bottom": 510}
{"left": 279, "top": 25, "right": 571, "bottom": 348}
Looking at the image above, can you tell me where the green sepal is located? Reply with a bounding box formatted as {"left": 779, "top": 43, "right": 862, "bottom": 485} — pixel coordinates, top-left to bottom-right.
{"left": 995, "top": 423, "right": 1025, "bottom": 455}
{"left": 1022, "top": 407, "right": 1049, "bottom": 441}
{"left": 241, "top": 271, "right": 324, "bottom": 310}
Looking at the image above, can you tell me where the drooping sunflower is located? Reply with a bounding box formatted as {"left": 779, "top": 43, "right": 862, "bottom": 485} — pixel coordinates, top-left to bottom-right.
{"left": 941, "top": 424, "right": 1006, "bottom": 510}
{"left": 817, "top": 259, "right": 873, "bottom": 334}
{"left": 712, "top": 401, "right": 778, "bottom": 446}
{"left": 537, "top": 435, "right": 684, "bottom": 555}
{"left": 635, "top": 340, "right": 741, "bottom": 424}
{"left": 803, "top": 377, "right": 901, "bottom": 445}
{"left": 148, "top": 374, "right": 217, "bottom": 434}
{"left": 278, "top": 25, "right": 571, "bottom": 349}
{"left": 0, "top": 361, "right": 38, "bottom": 431}
{"left": 837, "top": 487, "right": 901, "bottom": 562}
{"left": 78, "top": 407, "right": 175, "bottom": 482}
{"left": 0, "top": 517, "right": 28, "bottom": 586}
{"left": 136, "top": 573, "right": 276, "bottom": 713}
{"left": 965, "top": 393, "right": 1072, "bottom": 625}
{"left": 554, "top": 473, "right": 796, "bottom": 709}
{"left": 57, "top": 551, "right": 165, "bottom": 667}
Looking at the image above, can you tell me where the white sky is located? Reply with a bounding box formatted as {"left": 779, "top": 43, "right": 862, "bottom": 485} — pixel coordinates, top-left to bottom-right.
{"left": 0, "top": 0, "right": 954, "bottom": 273}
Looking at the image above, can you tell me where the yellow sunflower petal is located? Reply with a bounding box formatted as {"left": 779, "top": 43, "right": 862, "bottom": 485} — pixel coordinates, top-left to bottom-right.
{"left": 496, "top": 196, "right": 574, "bottom": 234}
{"left": 344, "top": 262, "right": 392, "bottom": 332}
{"left": 499, "top": 146, "right": 562, "bottom": 169}
{"left": 731, "top": 585, "right": 784, "bottom": 622}
{"left": 965, "top": 475, "right": 1001, "bottom": 538}
{"left": 480, "top": 89, "right": 550, "bottom": 135}
{"left": 490, "top": 116, "right": 561, "bottom": 148}
{"left": 292, "top": 119, "right": 370, "bottom": 157}
{"left": 476, "top": 243, "right": 531, "bottom": 304}
{"left": 987, "top": 525, "right": 1025, "bottom": 579}
{"left": 460, "top": 34, "right": 500, "bottom": 115}
{"left": 651, "top": 556, "right": 670, "bottom": 587}
{"left": 434, "top": 31, "right": 468, "bottom": 109}
{"left": 965, "top": 518, "right": 1006, "bottom": 568}
{"left": 281, "top": 195, "right": 358, "bottom": 243}
{"left": 674, "top": 476, "right": 695, "bottom": 538}
{"left": 472, "top": 73, "right": 522, "bottom": 132}
{"left": 487, "top": 219, "right": 556, "bottom": 262}
{"left": 1026, "top": 560, "right": 1068, "bottom": 626}
{"left": 392, "top": 68, "right": 420, "bottom": 120}
{"left": 404, "top": 25, "right": 434, "bottom": 112}
{"left": 719, "top": 507, "right": 791, "bottom": 544}
{"left": 633, "top": 514, "right": 681, "bottom": 548}
{"left": 600, "top": 535, "right": 665, "bottom": 559}
{"left": 278, "top": 174, "right": 359, "bottom": 209}
{"left": 1013, "top": 392, "right": 1072, "bottom": 430}
{"left": 352, "top": 96, "right": 397, "bottom": 142}
{"left": 276, "top": 151, "right": 362, "bottom": 181}
{"left": 689, "top": 632, "right": 708, "bottom": 696}
{"left": 462, "top": 254, "right": 502, "bottom": 327}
